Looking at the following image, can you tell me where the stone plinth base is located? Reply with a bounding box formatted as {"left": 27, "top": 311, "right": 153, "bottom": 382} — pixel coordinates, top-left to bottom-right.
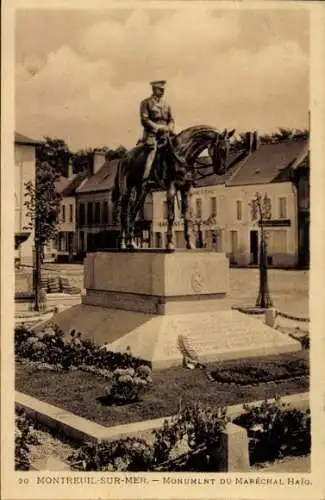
{"left": 40, "top": 304, "right": 301, "bottom": 370}
{"left": 83, "top": 250, "right": 230, "bottom": 314}
{"left": 34, "top": 251, "right": 301, "bottom": 370}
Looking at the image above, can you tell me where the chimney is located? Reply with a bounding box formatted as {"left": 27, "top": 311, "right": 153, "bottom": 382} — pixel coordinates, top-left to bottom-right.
{"left": 245, "top": 132, "right": 254, "bottom": 153}
{"left": 93, "top": 150, "right": 106, "bottom": 175}
{"left": 252, "top": 131, "right": 260, "bottom": 151}
{"left": 67, "top": 159, "right": 74, "bottom": 179}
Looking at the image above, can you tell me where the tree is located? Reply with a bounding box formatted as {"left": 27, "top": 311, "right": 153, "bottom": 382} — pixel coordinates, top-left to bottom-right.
{"left": 251, "top": 192, "right": 273, "bottom": 309}
{"left": 36, "top": 136, "right": 71, "bottom": 175}
{"left": 71, "top": 148, "right": 94, "bottom": 174}
{"left": 24, "top": 161, "right": 62, "bottom": 311}
{"left": 23, "top": 136, "right": 71, "bottom": 311}
{"left": 233, "top": 128, "right": 309, "bottom": 149}
{"left": 105, "top": 145, "right": 128, "bottom": 161}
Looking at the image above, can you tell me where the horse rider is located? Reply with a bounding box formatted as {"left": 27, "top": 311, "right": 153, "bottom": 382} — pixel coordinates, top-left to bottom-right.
{"left": 139, "top": 80, "right": 176, "bottom": 185}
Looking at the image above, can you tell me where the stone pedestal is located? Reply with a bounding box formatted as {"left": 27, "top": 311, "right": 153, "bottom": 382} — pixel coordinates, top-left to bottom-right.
{"left": 42, "top": 250, "right": 300, "bottom": 370}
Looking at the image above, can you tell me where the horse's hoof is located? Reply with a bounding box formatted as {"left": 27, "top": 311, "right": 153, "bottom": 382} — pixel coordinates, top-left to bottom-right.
{"left": 186, "top": 242, "right": 194, "bottom": 250}
{"left": 166, "top": 243, "right": 175, "bottom": 251}
{"left": 127, "top": 240, "right": 138, "bottom": 250}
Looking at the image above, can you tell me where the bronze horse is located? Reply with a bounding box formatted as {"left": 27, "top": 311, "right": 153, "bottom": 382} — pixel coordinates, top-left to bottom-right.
{"left": 112, "top": 125, "right": 235, "bottom": 250}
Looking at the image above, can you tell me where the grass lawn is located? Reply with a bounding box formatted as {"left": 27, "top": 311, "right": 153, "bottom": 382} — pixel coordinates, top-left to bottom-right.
{"left": 16, "top": 350, "right": 309, "bottom": 428}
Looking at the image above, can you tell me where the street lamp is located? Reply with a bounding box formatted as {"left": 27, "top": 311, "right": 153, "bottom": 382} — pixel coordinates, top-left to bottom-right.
{"left": 252, "top": 193, "right": 273, "bottom": 308}
{"left": 192, "top": 215, "right": 218, "bottom": 249}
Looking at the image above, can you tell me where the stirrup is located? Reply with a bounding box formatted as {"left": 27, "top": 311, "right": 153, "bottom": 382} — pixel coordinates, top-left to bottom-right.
{"left": 143, "top": 177, "right": 155, "bottom": 187}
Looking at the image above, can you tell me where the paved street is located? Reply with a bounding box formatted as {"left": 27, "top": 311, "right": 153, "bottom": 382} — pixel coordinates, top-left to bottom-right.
{"left": 39, "top": 263, "right": 309, "bottom": 318}
{"left": 229, "top": 268, "right": 309, "bottom": 317}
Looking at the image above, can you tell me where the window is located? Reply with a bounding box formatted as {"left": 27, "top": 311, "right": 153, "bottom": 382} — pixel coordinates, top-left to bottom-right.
{"left": 78, "top": 203, "right": 85, "bottom": 225}
{"left": 69, "top": 204, "right": 73, "bottom": 223}
{"left": 236, "top": 200, "right": 242, "bottom": 221}
{"left": 87, "top": 202, "right": 93, "bottom": 225}
{"left": 94, "top": 202, "right": 101, "bottom": 224}
{"left": 210, "top": 197, "right": 217, "bottom": 217}
{"left": 251, "top": 199, "right": 258, "bottom": 220}
{"left": 278, "top": 197, "right": 287, "bottom": 219}
{"left": 175, "top": 231, "right": 185, "bottom": 248}
{"left": 196, "top": 198, "right": 202, "bottom": 218}
{"left": 102, "top": 201, "right": 109, "bottom": 224}
{"left": 155, "top": 232, "right": 162, "bottom": 248}
{"left": 62, "top": 205, "right": 66, "bottom": 223}
{"left": 230, "top": 230, "right": 238, "bottom": 253}
{"left": 264, "top": 196, "right": 272, "bottom": 219}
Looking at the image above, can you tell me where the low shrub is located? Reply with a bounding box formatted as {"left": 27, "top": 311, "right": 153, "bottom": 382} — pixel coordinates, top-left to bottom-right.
{"left": 68, "top": 437, "right": 154, "bottom": 471}
{"left": 68, "top": 402, "right": 229, "bottom": 472}
{"left": 153, "top": 402, "right": 229, "bottom": 466}
{"left": 15, "top": 325, "right": 151, "bottom": 374}
{"left": 105, "top": 365, "right": 152, "bottom": 404}
{"left": 300, "top": 334, "right": 310, "bottom": 349}
{"left": 15, "top": 410, "right": 40, "bottom": 470}
{"left": 233, "top": 397, "right": 311, "bottom": 464}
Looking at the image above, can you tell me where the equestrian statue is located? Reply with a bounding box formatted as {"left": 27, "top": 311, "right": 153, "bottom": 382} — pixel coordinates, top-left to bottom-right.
{"left": 112, "top": 80, "right": 235, "bottom": 250}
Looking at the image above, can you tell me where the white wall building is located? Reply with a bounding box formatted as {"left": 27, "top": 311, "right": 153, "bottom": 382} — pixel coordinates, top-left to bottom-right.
{"left": 15, "top": 132, "right": 40, "bottom": 265}
{"left": 152, "top": 138, "right": 308, "bottom": 268}
{"left": 53, "top": 162, "right": 88, "bottom": 262}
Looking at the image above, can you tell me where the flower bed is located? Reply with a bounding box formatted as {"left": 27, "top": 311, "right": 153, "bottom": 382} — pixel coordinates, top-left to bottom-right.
{"left": 15, "top": 325, "right": 151, "bottom": 373}
{"left": 233, "top": 397, "right": 311, "bottom": 464}
{"left": 210, "top": 356, "right": 308, "bottom": 386}
{"left": 16, "top": 353, "right": 309, "bottom": 428}
{"left": 66, "top": 398, "right": 310, "bottom": 472}
{"left": 67, "top": 402, "right": 229, "bottom": 472}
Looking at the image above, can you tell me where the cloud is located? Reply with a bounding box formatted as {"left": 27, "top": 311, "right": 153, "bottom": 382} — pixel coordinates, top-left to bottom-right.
{"left": 15, "top": 9, "right": 309, "bottom": 150}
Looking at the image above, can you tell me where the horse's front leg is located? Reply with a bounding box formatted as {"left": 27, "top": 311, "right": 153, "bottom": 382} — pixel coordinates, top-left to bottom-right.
{"left": 120, "top": 194, "right": 128, "bottom": 249}
{"left": 125, "top": 187, "right": 139, "bottom": 249}
{"left": 129, "top": 185, "right": 150, "bottom": 248}
{"left": 166, "top": 183, "right": 176, "bottom": 251}
{"left": 181, "top": 186, "right": 195, "bottom": 250}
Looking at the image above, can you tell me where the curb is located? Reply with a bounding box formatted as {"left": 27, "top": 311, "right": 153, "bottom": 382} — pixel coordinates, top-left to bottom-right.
{"left": 16, "top": 391, "right": 309, "bottom": 446}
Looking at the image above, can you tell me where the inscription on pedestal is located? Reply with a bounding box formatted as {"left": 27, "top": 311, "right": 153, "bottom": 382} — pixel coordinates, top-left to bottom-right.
{"left": 162, "top": 310, "right": 293, "bottom": 361}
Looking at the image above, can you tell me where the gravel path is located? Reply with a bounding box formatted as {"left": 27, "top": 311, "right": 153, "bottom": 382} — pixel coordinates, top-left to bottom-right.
{"left": 252, "top": 455, "right": 310, "bottom": 473}
{"left": 29, "top": 429, "right": 74, "bottom": 470}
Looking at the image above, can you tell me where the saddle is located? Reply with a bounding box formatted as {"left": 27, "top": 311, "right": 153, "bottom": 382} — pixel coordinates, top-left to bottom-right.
{"left": 137, "top": 133, "right": 187, "bottom": 186}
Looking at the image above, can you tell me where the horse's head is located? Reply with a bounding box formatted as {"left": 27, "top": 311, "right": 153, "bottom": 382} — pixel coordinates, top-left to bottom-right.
{"left": 209, "top": 128, "right": 235, "bottom": 175}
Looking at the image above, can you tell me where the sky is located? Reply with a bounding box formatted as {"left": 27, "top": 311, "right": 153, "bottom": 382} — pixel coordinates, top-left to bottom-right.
{"left": 15, "top": 7, "right": 309, "bottom": 151}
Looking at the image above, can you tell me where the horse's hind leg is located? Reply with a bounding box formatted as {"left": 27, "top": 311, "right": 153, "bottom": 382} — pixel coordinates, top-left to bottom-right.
{"left": 166, "top": 183, "right": 176, "bottom": 251}
{"left": 120, "top": 194, "right": 128, "bottom": 249}
{"left": 182, "top": 186, "right": 195, "bottom": 250}
{"left": 129, "top": 185, "right": 149, "bottom": 248}
{"left": 125, "top": 186, "right": 139, "bottom": 249}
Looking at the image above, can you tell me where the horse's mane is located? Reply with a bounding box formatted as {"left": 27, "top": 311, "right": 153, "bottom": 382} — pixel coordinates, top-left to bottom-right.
{"left": 174, "top": 125, "right": 219, "bottom": 161}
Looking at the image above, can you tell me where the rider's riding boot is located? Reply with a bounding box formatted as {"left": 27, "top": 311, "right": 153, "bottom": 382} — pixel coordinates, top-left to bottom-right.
{"left": 175, "top": 163, "right": 187, "bottom": 182}
{"left": 142, "top": 146, "right": 156, "bottom": 187}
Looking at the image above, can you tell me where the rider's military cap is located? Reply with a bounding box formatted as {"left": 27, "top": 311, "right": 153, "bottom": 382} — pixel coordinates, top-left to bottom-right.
{"left": 150, "top": 80, "right": 166, "bottom": 89}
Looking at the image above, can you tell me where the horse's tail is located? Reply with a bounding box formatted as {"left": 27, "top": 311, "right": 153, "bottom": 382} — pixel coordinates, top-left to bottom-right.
{"left": 112, "top": 161, "right": 120, "bottom": 205}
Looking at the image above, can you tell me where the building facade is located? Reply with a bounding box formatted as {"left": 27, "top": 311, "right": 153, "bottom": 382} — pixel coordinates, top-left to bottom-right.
{"left": 15, "top": 132, "right": 40, "bottom": 265}
{"left": 52, "top": 162, "right": 88, "bottom": 262}
{"left": 152, "top": 138, "right": 309, "bottom": 268}
{"left": 76, "top": 156, "right": 153, "bottom": 254}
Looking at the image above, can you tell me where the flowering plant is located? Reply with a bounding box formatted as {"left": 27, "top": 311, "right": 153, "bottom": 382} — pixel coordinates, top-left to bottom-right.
{"left": 105, "top": 365, "right": 153, "bottom": 404}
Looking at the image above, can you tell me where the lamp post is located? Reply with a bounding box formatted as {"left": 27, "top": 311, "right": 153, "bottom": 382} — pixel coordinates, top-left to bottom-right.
{"left": 253, "top": 193, "right": 273, "bottom": 308}
{"left": 192, "top": 215, "right": 218, "bottom": 249}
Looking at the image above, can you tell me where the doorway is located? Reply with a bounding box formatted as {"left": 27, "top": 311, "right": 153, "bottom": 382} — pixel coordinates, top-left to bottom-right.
{"left": 250, "top": 230, "right": 259, "bottom": 265}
